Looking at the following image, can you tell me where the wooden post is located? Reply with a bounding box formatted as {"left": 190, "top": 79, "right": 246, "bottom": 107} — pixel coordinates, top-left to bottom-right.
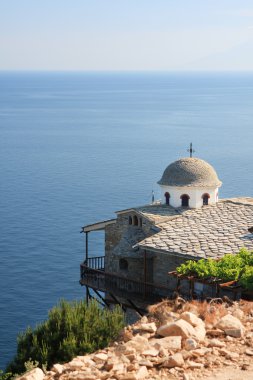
{"left": 85, "top": 232, "right": 89, "bottom": 263}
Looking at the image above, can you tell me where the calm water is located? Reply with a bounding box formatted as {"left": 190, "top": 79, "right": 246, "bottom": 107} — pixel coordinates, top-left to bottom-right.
{"left": 0, "top": 72, "right": 253, "bottom": 369}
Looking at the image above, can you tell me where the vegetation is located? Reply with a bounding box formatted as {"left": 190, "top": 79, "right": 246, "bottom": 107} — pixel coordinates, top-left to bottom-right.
{"left": 176, "top": 248, "right": 253, "bottom": 289}
{"left": 6, "top": 299, "right": 124, "bottom": 375}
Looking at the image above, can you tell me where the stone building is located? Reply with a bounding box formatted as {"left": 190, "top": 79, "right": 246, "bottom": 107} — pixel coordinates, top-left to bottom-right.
{"left": 80, "top": 157, "right": 253, "bottom": 312}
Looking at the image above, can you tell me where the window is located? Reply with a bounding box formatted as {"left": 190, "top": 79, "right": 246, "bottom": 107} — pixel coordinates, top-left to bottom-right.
{"left": 119, "top": 258, "right": 128, "bottom": 271}
{"left": 164, "top": 192, "right": 170, "bottom": 205}
{"left": 133, "top": 215, "right": 138, "bottom": 226}
{"left": 181, "top": 194, "right": 190, "bottom": 207}
{"left": 202, "top": 193, "right": 210, "bottom": 206}
{"left": 129, "top": 216, "right": 133, "bottom": 225}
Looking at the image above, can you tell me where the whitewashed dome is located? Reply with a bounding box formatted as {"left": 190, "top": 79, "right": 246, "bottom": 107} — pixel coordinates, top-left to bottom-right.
{"left": 158, "top": 157, "right": 222, "bottom": 188}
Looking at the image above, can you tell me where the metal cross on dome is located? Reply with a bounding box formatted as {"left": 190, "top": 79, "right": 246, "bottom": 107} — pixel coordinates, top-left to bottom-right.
{"left": 187, "top": 143, "right": 195, "bottom": 158}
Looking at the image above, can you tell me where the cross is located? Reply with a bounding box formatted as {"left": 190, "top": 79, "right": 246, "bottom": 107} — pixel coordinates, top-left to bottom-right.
{"left": 187, "top": 143, "right": 195, "bottom": 158}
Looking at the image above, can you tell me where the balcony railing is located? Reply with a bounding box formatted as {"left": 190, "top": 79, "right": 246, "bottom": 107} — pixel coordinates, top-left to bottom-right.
{"left": 80, "top": 256, "right": 170, "bottom": 302}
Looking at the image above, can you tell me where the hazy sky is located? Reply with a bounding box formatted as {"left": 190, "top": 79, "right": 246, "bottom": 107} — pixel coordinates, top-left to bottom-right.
{"left": 1, "top": 0, "right": 253, "bottom": 71}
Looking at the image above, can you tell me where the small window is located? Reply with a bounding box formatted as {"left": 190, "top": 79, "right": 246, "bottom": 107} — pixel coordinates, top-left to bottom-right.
{"left": 164, "top": 192, "right": 170, "bottom": 205}
{"left": 202, "top": 193, "right": 210, "bottom": 206}
{"left": 181, "top": 194, "right": 190, "bottom": 207}
{"left": 119, "top": 258, "right": 128, "bottom": 271}
{"left": 133, "top": 215, "right": 138, "bottom": 226}
{"left": 139, "top": 217, "right": 142, "bottom": 227}
{"left": 129, "top": 216, "right": 133, "bottom": 225}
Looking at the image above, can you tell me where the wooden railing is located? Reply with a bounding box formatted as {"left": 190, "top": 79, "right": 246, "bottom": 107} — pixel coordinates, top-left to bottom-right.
{"left": 84, "top": 256, "right": 105, "bottom": 271}
{"left": 80, "top": 256, "right": 170, "bottom": 302}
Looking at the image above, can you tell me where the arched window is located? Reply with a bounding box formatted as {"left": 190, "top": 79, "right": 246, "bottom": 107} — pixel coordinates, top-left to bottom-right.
{"left": 139, "top": 217, "right": 142, "bottom": 227}
{"left": 164, "top": 192, "right": 170, "bottom": 205}
{"left": 129, "top": 216, "right": 133, "bottom": 225}
{"left": 180, "top": 194, "right": 190, "bottom": 207}
{"left": 202, "top": 193, "right": 210, "bottom": 206}
{"left": 119, "top": 258, "right": 128, "bottom": 271}
{"left": 133, "top": 215, "right": 138, "bottom": 226}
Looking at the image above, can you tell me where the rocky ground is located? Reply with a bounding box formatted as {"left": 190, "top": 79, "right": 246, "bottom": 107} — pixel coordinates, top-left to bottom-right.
{"left": 18, "top": 298, "right": 253, "bottom": 380}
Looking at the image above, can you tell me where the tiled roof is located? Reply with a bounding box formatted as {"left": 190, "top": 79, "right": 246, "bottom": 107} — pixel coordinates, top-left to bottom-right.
{"left": 136, "top": 198, "right": 253, "bottom": 258}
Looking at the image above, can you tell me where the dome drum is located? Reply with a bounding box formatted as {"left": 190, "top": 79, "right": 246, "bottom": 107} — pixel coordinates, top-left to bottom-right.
{"left": 158, "top": 157, "right": 221, "bottom": 209}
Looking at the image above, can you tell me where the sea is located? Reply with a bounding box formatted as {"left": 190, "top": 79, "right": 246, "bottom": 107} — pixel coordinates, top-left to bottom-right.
{"left": 0, "top": 71, "right": 253, "bottom": 369}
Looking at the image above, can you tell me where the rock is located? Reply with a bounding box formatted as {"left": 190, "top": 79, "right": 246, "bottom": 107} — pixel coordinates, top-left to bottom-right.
{"left": 192, "top": 348, "right": 211, "bottom": 357}
{"left": 186, "top": 360, "right": 204, "bottom": 369}
{"left": 193, "top": 323, "right": 206, "bottom": 342}
{"left": 18, "top": 368, "right": 45, "bottom": 380}
{"left": 245, "top": 349, "right": 253, "bottom": 356}
{"left": 232, "top": 308, "right": 244, "bottom": 320}
{"left": 136, "top": 366, "right": 149, "bottom": 379}
{"left": 184, "top": 338, "right": 198, "bottom": 351}
{"left": 157, "top": 319, "right": 196, "bottom": 339}
{"left": 163, "top": 353, "right": 184, "bottom": 368}
{"left": 136, "top": 323, "right": 157, "bottom": 333}
{"left": 181, "top": 312, "right": 204, "bottom": 327}
{"left": 51, "top": 364, "right": 64, "bottom": 374}
{"left": 206, "top": 329, "right": 224, "bottom": 337}
{"left": 216, "top": 314, "right": 244, "bottom": 336}
{"left": 125, "top": 335, "right": 150, "bottom": 352}
{"left": 150, "top": 336, "right": 182, "bottom": 351}
{"left": 208, "top": 338, "right": 226, "bottom": 348}
{"left": 93, "top": 353, "right": 108, "bottom": 363}
{"left": 224, "top": 328, "right": 244, "bottom": 338}
{"left": 67, "top": 359, "right": 85, "bottom": 368}
{"left": 142, "top": 348, "right": 159, "bottom": 357}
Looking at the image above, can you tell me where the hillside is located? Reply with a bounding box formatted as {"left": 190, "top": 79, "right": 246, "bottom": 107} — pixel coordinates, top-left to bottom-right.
{"left": 17, "top": 298, "right": 253, "bottom": 380}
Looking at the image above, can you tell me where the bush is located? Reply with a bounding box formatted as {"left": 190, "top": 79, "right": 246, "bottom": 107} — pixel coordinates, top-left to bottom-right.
{"left": 6, "top": 299, "right": 124, "bottom": 374}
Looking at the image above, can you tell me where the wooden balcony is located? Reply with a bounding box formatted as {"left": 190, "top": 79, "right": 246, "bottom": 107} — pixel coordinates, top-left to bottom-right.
{"left": 80, "top": 256, "right": 171, "bottom": 303}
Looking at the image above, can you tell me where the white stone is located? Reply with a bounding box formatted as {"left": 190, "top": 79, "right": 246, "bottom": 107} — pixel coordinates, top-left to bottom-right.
{"left": 181, "top": 312, "right": 204, "bottom": 327}
{"left": 136, "top": 366, "right": 149, "bottom": 379}
{"left": 215, "top": 314, "right": 244, "bottom": 333}
{"left": 157, "top": 319, "right": 196, "bottom": 339}
{"left": 51, "top": 364, "right": 64, "bottom": 374}
{"left": 93, "top": 353, "right": 108, "bottom": 363}
{"left": 193, "top": 323, "right": 206, "bottom": 342}
{"left": 18, "top": 368, "right": 45, "bottom": 380}
{"left": 142, "top": 348, "right": 159, "bottom": 357}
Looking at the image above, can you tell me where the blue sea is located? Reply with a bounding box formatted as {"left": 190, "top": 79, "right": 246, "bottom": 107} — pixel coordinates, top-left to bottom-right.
{"left": 0, "top": 71, "right": 253, "bottom": 369}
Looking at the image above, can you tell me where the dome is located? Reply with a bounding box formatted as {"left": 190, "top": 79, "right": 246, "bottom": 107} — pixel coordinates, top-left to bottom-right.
{"left": 158, "top": 157, "right": 222, "bottom": 187}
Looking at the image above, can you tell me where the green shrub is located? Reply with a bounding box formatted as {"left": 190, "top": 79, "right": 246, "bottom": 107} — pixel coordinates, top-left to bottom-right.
{"left": 6, "top": 299, "right": 124, "bottom": 375}
{"left": 176, "top": 248, "right": 253, "bottom": 286}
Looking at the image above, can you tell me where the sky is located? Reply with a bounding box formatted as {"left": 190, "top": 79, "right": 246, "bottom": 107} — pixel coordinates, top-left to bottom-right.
{"left": 1, "top": 0, "right": 253, "bottom": 71}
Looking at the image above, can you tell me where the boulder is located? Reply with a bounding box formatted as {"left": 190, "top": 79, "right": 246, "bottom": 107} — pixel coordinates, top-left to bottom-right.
{"left": 51, "top": 364, "right": 64, "bottom": 374}
{"left": 193, "top": 323, "right": 206, "bottom": 342}
{"left": 18, "top": 368, "right": 45, "bottom": 380}
{"left": 157, "top": 319, "right": 196, "bottom": 339}
{"left": 215, "top": 314, "right": 244, "bottom": 336}
{"left": 181, "top": 312, "right": 204, "bottom": 327}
